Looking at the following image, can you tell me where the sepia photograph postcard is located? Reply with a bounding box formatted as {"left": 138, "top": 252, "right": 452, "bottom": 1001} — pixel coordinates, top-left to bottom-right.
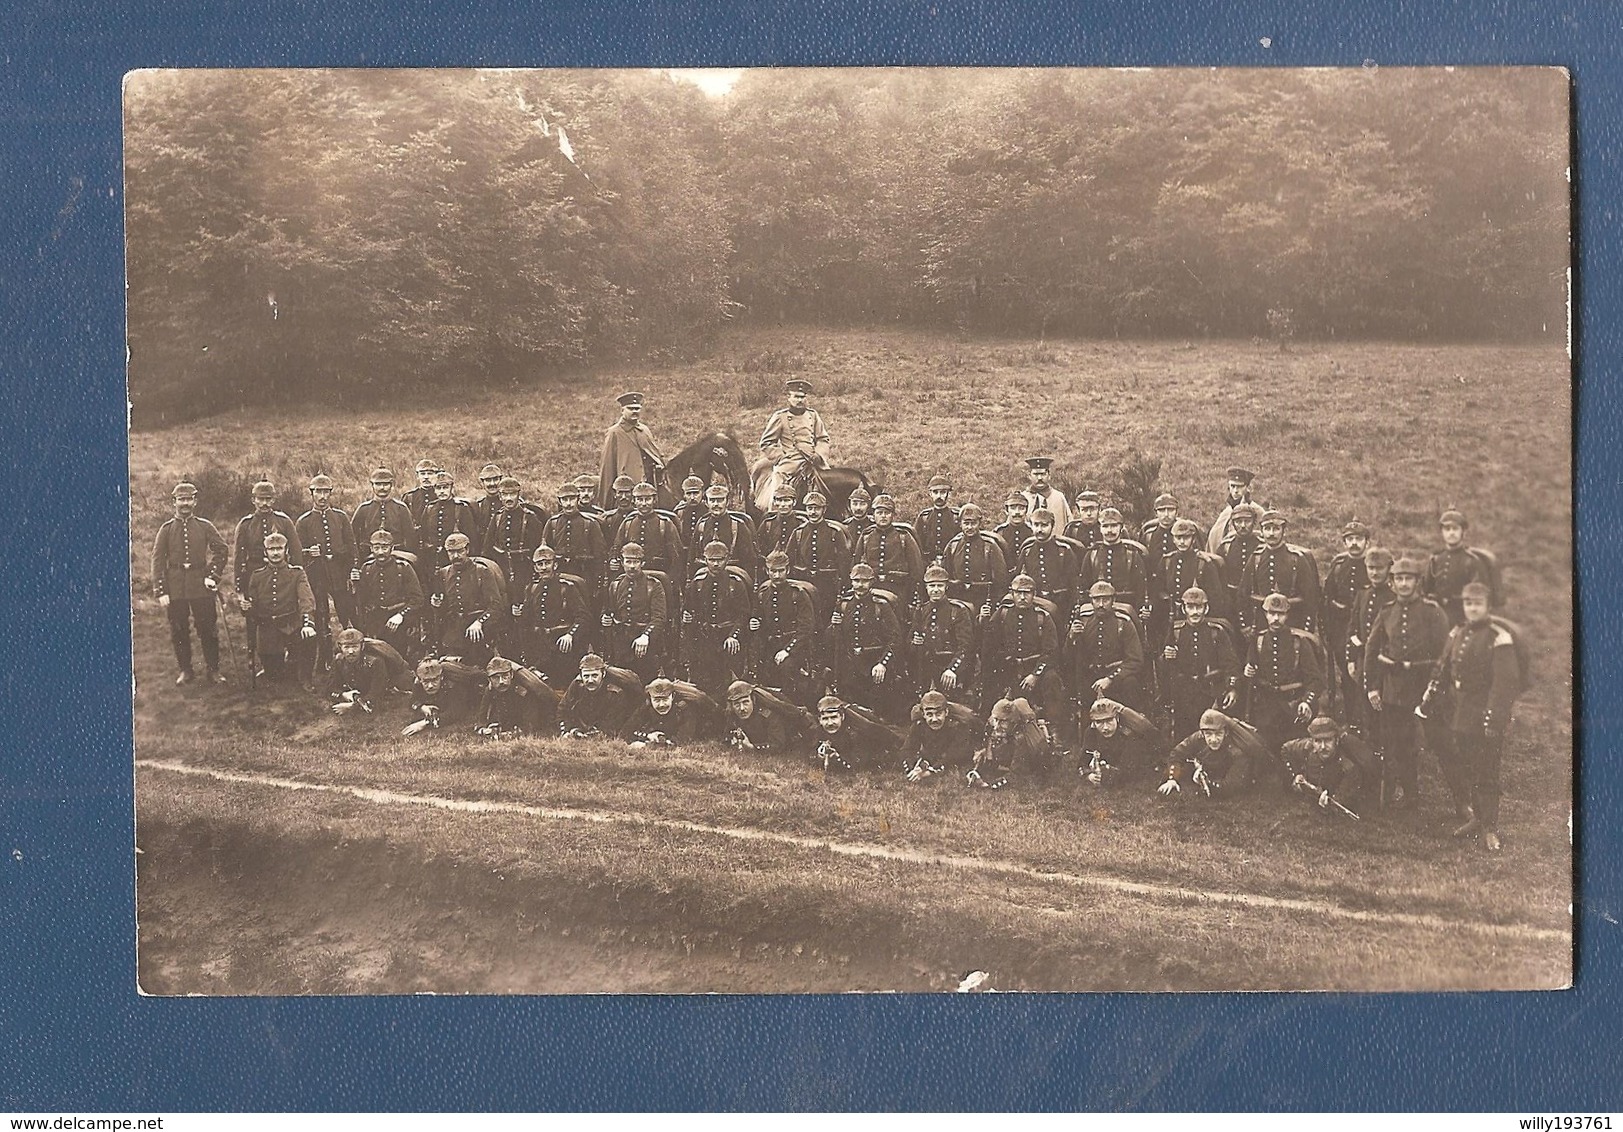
{"left": 126, "top": 65, "right": 1572, "bottom": 994}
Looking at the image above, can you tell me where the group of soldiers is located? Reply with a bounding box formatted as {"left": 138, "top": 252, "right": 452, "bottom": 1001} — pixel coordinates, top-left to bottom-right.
{"left": 150, "top": 384, "right": 1528, "bottom": 850}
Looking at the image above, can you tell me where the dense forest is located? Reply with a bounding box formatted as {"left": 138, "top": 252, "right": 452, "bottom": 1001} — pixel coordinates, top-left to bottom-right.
{"left": 125, "top": 67, "right": 1568, "bottom": 425}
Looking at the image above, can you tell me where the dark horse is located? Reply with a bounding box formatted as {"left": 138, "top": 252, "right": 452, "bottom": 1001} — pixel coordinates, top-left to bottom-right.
{"left": 750, "top": 455, "right": 873, "bottom": 520}
{"left": 662, "top": 431, "right": 755, "bottom": 514}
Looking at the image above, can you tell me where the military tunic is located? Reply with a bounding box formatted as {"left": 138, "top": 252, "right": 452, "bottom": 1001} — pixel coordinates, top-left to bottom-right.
{"left": 1161, "top": 618, "right": 1241, "bottom": 739}
{"left": 233, "top": 510, "right": 303, "bottom": 591}
{"left": 295, "top": 504, "right": 358, "bottom": 646}
{"left": 614, "top": 510, "right": 685, "bottom": 579}
{"left": 1242, "top": 543, "right": 1322, "bottom": 633}
{"left": 541, "top": 511, "right": 606, "bottom": 595}
{"left": 518, "top": 574, "right": 590, "bottom": 685}
{"left": 1080, "top": 540, "right": 1148, "bottom": 613}
{"left": 1245, "top": 625, "right": 1325, "bottom": 762}
{"left": 911, "top": 597, "right": 978, "bottom": 695}
{"left": 355, "top": 553, "right": 424, "bottom": 649}
{"left": 1018, "top": 537, "right": 1081, "bottom": 622}
{"left": 1424, "top": 546, "right": 1487, "bottom": 626}
{"left": 1069, "top": 604, "right": 1146, "bottom": 712}
{"left": 604, "top": 571, "right": 669, "bottom": 683}
{"left": 914, "top": 504, "right": 961, "bottom": 564}
{"left": 1434, "top": 617, "right": 1523, "bottom": 829}
{"left": 243, "top": 560, "right": 316, "bottom": 679}
{"left": 351, "top": 497, "right": 417, "bottom": 557}
{"left": 681, "top": 566, "right": 752, "bottom": 696}
{"left": 832, "top": 592, "right": 905, "bottom": 717}
{"left": 944, "top": 531, "right": 1009, "bottom": 614}
{"left": 433, "top": 558, "right": 504, "bottom": 661}
{"left": 854, "top": 524, "right": 925, "bottom": 602}
{"left": 758, "top": 406, "right": 829, "bottom": 477}
{"left": 981, "top": 604, "right": 1061, "bottom": 713}
{"left": 152, "top": 513, "right": 229, "bottom": 675}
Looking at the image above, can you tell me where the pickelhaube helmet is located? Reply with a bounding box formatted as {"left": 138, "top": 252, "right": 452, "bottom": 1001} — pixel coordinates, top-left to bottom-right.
{"left": 1199, "top": 708, "right": 1228, "bottom": 731}
{"left": 579, "top": 653, "right": 606, "bottom": 673}
{"left": 764, "top": 550, "right": 790, "bottom": 569}
{"left": 646, "top": 677, "right": 675, "bottom": 696}
{"left": 923, "top": 564, "right": 950, "bottom": 584}
{"left": 309, "top": 474, "right": 334, "bottom": 491}
{"left": 726, "top": 680, "right": 755, "bottom": 703}
{"left": 262, "top": 532, "right": 288, "bottom": 549}
{"left": 1182, "top": 586, "right": 1209, "bottom": 605}
{"left": 486, "top": 655, "right": 516, "bottom": 675}
{"left": 1261, "top": 592, "right": 1291, "bottom": 613}
{"left": 172, "top": 481, "right": 198, "bottom": 499}
{"left": 1172, "top": 518, "right": 1199, "bottom": 537}
{"left": 1088, "top": 580, "right": 1116, "bottom": 600}
{"left": 1307, "top": 716, "right": 1341, "bottom": 740}
{"left": 251, "top": 480, "right": 276, "bottom": 500}
{"left": 816, "top": 694, "right": 844, "bottom": 713}
{"left": 532, "top": 544, "right": 556, "bottom": 562}
{"left": 336, "top": 628, "right": 364, "bottom": 646}
{"left": 632, "top": 482, "right": 657, "bottom": 499}
{"left": 682, "top": 475, "right": 705, "bottom": 492}
{"left": 1010, "top": 574, "right": 1036, "bottom": 593}
{"left": 850, "top": 563, "right": 876, "bottom": 581}
{"left": 1089, "top": 698, "right": 1120, "bottom": 721}
{"left": 443, "top": 532, "right": 470, "bottom": 551}
{"left": 920, "top": 690, "right": 948, "bottom": 709}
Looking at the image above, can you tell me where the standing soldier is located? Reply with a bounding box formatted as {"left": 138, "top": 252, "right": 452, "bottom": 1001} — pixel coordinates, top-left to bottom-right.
{"left": 673, "top": 475, "right": 709, "bottom": 579}
{"left": 915, "top": 475, "right": 960, "bottom": 565}
{"left": 681, "top": 541, "right": 752, "bottom": 698}
{"left": 754, "top": 486, "right": 805, "bottom": 574}
{"left": 482, "top": 476, "right": 547, "bottom": 613}
{"left": 1020, "top": 457, "right": 1073, "bottom": 531}
{"left": 1431, "top": 581, "right": 1524, "bottom": 851}
{"left": 402, "top": 459, "right": 441, "bottom": 525}
{"left": 152, "top": 481, "right": 229, "bottom": 685}
{"left": 1141, "top": 493, "right": 1181, "bottom": 566}
{"left": 1345, "top": 546, "right": 1397, "bottom": 731}
{"left": 354, "top": 529, "right": 423, "bottom": 658}
{"left": 1241, "top": 509, "right": 1322, "bottom": 634}
{"left": 1362, "top": 556, "right": 1450, "bottom": 809}
{"left": 1080, "top": 507, "right": 1149, "bottom": 618}
{"left": 470, "top": 463, "right": 506, "bottom": 532}
{"left": 574, "top": 472, "right": 605, "bottom": 521}
{"left": 542, "top": 483, "right": 605, "bottom": 599}
{"left": 599, "top": 392, "right": 667, "bottom": 507}
{"left": 750, "top": 549, "right": 816, "bottom": 700}
{"left": 1218, "top": 502, "right": 1264, "bottom": 634}
{"left": 1068, "top": 580, "right": 1147, "bottom": 718}
{"left": 420, "top": 470, "right": 480, "bottom": 575}
{"left": 992, "top": 492, "right": 1034, "bottom": 575}
{"left": 599, "top": 475, "right": 638, "bottom": 557}
{"left": 830, "top": 562, "right": 906, "bottom": 720}
{"left": 239, "top": 531, "right": 317, "bottom": 688}
{"left": 1244, "top": 592, "right": 1325, "bottom": 782}
{"left": 843, "top": 486, "right": 875, "bottom": 540}
{"left": 1160, "top": 586, "right": 1241, "bottom": 741}
{"left": 1322, "top": 519, "right": 1374, "bottom": 712}
{"left": 1018, "top": 508, "right": 1081, "bottom": 624}
{"left": 980, "top": 574, "right": 1062, "bottom": 721}
{"left": 911, "top": 564, "right": 977, "bottom": 701}
{"left": 232, "top": 480, "right": 303, "bottom": 594}
{"left": 1425, "top": 509, "right": 1490, "bottom": 626}
{"left": 787, "top": 490, "right": 851, "bottom": 632}
{"left": 1155, "top": 518, "right": 1227, "bottom": 630}
{"left": 352, "top": 467, "right": 417, "bottom": 561}
{"left": 691, "top": 484, "right": 757, "bottom": 577}
{"left": 853, "top": 494, "right": 924, "bottom": 606}
{"left": 601, "top": 543, "right": 669, "bottom": 685}
{"left": 759, "top": 378, "right": 830, "bottom": 501}
{"left": 943, "top": 503, "right": 1009, "bottom": 619}
{"left": 1064, "top": 490, "right": 1103, "bottom": 549}
{"left": 295, "top": 474, "right": 357, "bottom": 669}
{"left": 1206, "top": 466, "right": 1256, "bottom": 555}
{"left": 516, "top": 545, "right": 590, "bottom": 687}
{"left": 614, "top": 482, "right": 685, "bottom": 581}
{"left": 430, "top": 532, "right": 503, "bottom": 665}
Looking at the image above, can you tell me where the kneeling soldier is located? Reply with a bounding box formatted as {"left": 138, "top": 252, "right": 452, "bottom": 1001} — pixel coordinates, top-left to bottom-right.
{"left": 1281, "top": 715, "right": 1377, "bottom": 819}
{"left": 240, "top": 531, "right": 317, "bottom": 688}
{"left": 1068, "top": 579, "right": 1146, "bottom": 717}
{"left": 355, "top": 529, "right": 423, "bottom": 658}
{"left": 683, "top": 540, "right": 752, "bottom": 697}
{"left": 831, "top": 562, "right": 905, "bottom": 719}
{"left": 1245, "top": 591, "right": 1324, "bottom": 781}
{"left": 1160, "top": 586, "right": 1240, "bottom": 740}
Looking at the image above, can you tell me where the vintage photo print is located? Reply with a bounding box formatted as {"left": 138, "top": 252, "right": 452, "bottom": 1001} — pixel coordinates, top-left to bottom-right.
{"left": 127, "top": 66, "right": 1571, "bottom": 993}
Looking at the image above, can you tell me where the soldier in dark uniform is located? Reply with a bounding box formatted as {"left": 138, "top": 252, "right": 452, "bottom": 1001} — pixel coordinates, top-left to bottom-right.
{"left": 482, "top": 477, "right": 547, "bottom": 633}
{"left": 1217, "top": 501, "right": 1264, "bottom": 632}
{"left": 473, "top": 655, "right": 558, "bottom": 738}
{"left": 787, "top": 490, "right": 851, "bottom": 640}
{"left": 1425, "top": 509, "right": 1489, "bottom": 626}
{"left": 295, "top": 474, "right": 357, "bottom": 669}
{"left": 754, "top": 486, "right": 805, "bottom": 573}
{"left": 976, "top": 695, "right": 1055, "bottom": 787}
{"left": 430, "top": 532, "right": 503, "bottom": 664}
{"left": 1068, "top": 580, "right": 1147, "bottom": 719}
{"left": 1080, "top": 507, "right": 1148, "bottom": 617}
{"left": 1160, "top": 586, "right": 1241, "bottom": 741}
{"left": 1242, "top": 509, "right": 1322, "bottom": 634}
{"left": 1064, "top": 490, "right": 1102, "bottom": 549}
{"left": 1141, "top": 492, "right": 1181, "bottom": 565}
{"left": 601, "top": 542, "right": 668, "bottom": 685}
{"left": 233, "top": 480, "right": 303, "bottom": 594}
{"left": 1431, "top": 581, "right": 1523, "bottom": 850}
{"left": 682, "top": 540, "right": 752, "bottom": 698}
{"left": 402, "top": 657, "right": 476, "bottom": 736}
{"left": 944, "top": 503, "right": 1009, "bottom": 619}
{"left": 1159, "top": 709, "right": 1266, "bottom": 800}
{"left": 830, "top": 562, "right": 906, "bottom": 720}
{"left": 1019, "top": 508, "right": 1081, "bottom": 623}
{"left": 598, "top": 475, "right": 638, "bottom": 565}
{"left": 854, "top": 494, "right": 924, "bottom": 606}
{"left": 1152, "top": 518, "right": 1227, "bottom": 652}
{"left": 991, "top": 491, "right": 1033, "bottom": 575}
{"left": 402, "top": 458, "right": 441, "bottom": 525}
{"left": 751, "top": 549, "right": 816, "bottom": 700}
{"left": 900, "top": 689, "right": 982, "bottom": 782}
{"left": 421, "top": 470, "right": 480, "bottom": 575}
{"left": 1282, "top": 716, "right": 1379, "bottom": 817}
{"left": 980, "top": 574, "right": 1062, "bottom": 725}
{"left": 355, "top": 529, "right": 424, "bottom": 658}
{"left": 811, "top": 694, "right": 898, "bottom": 773}
{"left": 1363, "top": 556, "right": 1450, "bottom": 809}
{"left": 574, "top": 473, "right": 605, "bottom": 522}
{"left": 915, "top": 475, "right": 960, "bottom": 565}
{"left": 673, "top": 475, "right": 709, "bottom": 579}
{"left": 843, "top": 486, "right": 875, "bottom": 540}
{"left": 239, "top": 531, "right": 317, "bottom": 688}
{"left": 541, "top": 483, "right": 605, "bottom": 599}
{"left": 724, "top": 680, "right": 813, "bottom": 757}
{"left": 1078, "top": 697, "right": 1163, "bottom": 788}
{"left": 1345, "top": 546, "right": 1396, "bottom": 732}
{"left": 152, "top": 480, "right": 229, "bottom": 685}
{"left": 692, "top": 484, "right": 757, "bottom": 579}
{"left": 614, "top": 482, "right": 685, "bottom": 580}
{"left": 559, "top": 653, "right": 637, "bottom": 738}
{"left": 1322, "top": 519, "right": 1373, "bottom": 714}
{"left": 516, "top": 545, "right": 590, "bottom": 686}
{"left": 470, "top": 463, "right": 506, "bottom": 533}
{"left": 624, "top": 678, "right": 724, "bottom": 750}
{"left": 324, "top": 627, "right": 389, "bottom": 717}
{"left": 1244, "top": 592, "right": 1325, "bottom": 782}
{"left": 911, "top": 564, "right": 977, "bottom": 700}
{"left": 352, "top": 467, "right": 417, "bottom": 560}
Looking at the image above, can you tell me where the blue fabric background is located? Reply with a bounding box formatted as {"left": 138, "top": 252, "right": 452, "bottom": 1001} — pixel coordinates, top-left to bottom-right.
{"left": 0, "top": 0, "right": 1611, "bottom": 1111}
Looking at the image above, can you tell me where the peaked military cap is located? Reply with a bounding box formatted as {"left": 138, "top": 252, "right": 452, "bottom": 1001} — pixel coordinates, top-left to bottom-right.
{"left": 928, "top": 474, "right": 952, "bottom": 489}
{"left": 616, "top": 391, "right": 645, "bottom": 407}
{"left": 1341, "top": 519, "right": 1370, "bottom": 538}
{"left": 1225, "top": 467, "right": 1255, "bottom": 485}
{"left": 1010, "top": 574, "right": 1036, "bottom": 593}
{"left": 784, "top": 378, "right": 812, "bottom": 393}
{"left": 1025, "top": 456, "right": 1053, "bottom": 470}
{"left": 1089, "top": 698, "right": 1121, "bottom": 721}
{"left": 726, "top": 681, "right": 755, "bottom": 703}
{"left": 704, "top": 540, "right": 730, "bottom": 558}
{"left": 262, "top": 532, "right": 288, "bottom": 548}
{"left": 646, "top": 678, "right": 675, "bottom": 696}
{"left": 1439, "top": 509, "right": 1468, "bottom": 529}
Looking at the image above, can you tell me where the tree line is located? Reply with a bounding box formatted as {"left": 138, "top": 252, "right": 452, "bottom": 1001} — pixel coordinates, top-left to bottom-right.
{"left": 125, "top": 67, "right": 1568, "bottom": 425}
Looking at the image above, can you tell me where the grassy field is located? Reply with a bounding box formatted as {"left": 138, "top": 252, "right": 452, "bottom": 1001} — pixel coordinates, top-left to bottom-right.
{"left": 129, "top": 327, "right": 1573, "bottom": 993}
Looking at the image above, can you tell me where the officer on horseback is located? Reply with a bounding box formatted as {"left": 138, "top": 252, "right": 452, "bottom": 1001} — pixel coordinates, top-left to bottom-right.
{"left": 759, "top": 378, "right": 829, "bottom": 503}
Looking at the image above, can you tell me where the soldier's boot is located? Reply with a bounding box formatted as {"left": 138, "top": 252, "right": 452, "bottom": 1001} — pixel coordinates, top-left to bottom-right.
{"left": 175, "top": 669, "right": 195, "bottom": 686}
{"left": 1483, "top": 831, "right": 1503, "bottom": 852}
